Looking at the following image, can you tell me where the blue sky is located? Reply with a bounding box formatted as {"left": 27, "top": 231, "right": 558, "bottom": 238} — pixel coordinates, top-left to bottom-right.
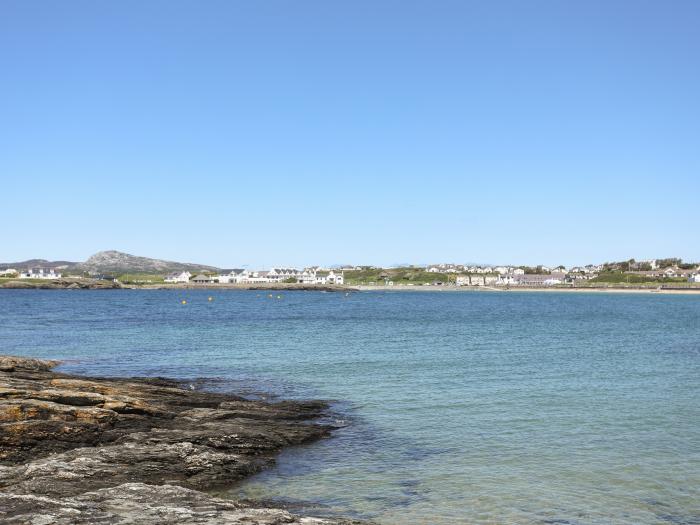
{"left": 1, "top": 1, "right": 698, "bottom": 268}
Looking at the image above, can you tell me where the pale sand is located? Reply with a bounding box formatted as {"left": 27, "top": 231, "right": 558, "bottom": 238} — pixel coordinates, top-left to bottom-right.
{"left": 355, "top": 285, "right": 700, "bottom": 295}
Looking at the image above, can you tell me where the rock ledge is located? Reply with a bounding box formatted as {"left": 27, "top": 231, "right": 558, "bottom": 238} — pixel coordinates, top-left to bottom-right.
{"left": 0, "top": 355, "right": 367, "bottom": 524}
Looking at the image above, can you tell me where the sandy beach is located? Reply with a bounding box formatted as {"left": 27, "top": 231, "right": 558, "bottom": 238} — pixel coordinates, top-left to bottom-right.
{"left": 355, "top": 284, "right": 700, "bottom": 295}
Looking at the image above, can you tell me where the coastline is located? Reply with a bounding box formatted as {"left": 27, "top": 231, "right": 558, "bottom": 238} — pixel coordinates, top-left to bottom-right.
{"left": 0, "top": 278, "right": 352, "bottom": 292}
{"left": 131, "top": 282, "right": 354, "bottom": 292}
{"left": 0, "top": 355, "right": 368, "bottom": 524}
{"left": 354, "top": 284, "right": 700, "bottom": 295}
{"left": 2, "top": 278, "right": 699, "bottom": 295}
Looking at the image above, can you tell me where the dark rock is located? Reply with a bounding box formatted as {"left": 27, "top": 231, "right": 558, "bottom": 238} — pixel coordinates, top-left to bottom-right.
{"left": 0, "top": 355, "right": 370, "bottom": 524}
{"left": 0, "top": 278, "right": 122, "bottom": 289}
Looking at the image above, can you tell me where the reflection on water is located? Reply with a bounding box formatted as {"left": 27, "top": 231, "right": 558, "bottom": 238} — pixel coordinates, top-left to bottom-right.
{"left": 1, "top": 289, "right": 699, "bottom": 524}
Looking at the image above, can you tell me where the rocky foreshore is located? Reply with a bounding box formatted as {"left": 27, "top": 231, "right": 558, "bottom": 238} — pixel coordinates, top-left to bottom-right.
{"left": 135, "top": 282, "right": 355, "bottom": 292}
{"left": 0, "top": 279, "right": 355, "bottom": 292}
{"left": 0, "top": 278, "right": 122, "bottom": 289}
{"left": 0, "top": 355, "right": 367, "bottom": 524}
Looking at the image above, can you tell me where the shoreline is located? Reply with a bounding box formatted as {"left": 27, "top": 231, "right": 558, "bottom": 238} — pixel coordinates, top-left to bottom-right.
{"left": 2, "top": 278, "right": 699, "bottom": 295}
{"left": 0, "top": 278, "right": 352, "bottom": 292}
{"left": 354, "top": 284, "right": 700, "bottom": 295}
{"left": 0, "top": 355, "right": 368, "bottom": 524}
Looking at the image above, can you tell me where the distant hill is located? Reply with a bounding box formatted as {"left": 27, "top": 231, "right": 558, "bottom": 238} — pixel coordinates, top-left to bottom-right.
{"left": 74, "top": 251, "right": 219, "bottom": 274}
{"left": 2, "top": 251, "right": 219, "bottom": 274}
{"left": 0, "top": 259, "right": 77, "bottom": 269}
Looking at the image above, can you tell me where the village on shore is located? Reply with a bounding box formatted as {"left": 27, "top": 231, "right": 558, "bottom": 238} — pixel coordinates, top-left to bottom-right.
{"left": 2, "top": 256, "right": 699, "bottom": 288}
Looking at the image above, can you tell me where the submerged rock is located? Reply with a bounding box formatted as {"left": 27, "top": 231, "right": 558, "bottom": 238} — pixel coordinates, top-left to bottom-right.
{"left": 0, "top": 355, "right": 368, "bottom": 524}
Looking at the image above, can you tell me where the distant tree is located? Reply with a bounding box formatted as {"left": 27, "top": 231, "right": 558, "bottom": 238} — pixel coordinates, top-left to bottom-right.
{"left": 657, "top": 258, "right": 682, "bottom": 268}
{"left": 519, "top": 265, "right": 549, "bottom": 274}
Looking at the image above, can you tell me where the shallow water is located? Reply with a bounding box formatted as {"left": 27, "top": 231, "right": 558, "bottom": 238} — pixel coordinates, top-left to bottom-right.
{"left": 2, "top": 289, "right": 699, "bottom": 524}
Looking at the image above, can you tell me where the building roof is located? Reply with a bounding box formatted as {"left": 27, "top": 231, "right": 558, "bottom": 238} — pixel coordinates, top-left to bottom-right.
{"left": 514, "top": 272, "right": 565, "bottom": 282}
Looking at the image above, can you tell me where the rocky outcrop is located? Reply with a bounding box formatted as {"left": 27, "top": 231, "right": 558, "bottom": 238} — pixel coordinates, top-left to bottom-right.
{"left": 0, "top": 278, "right": 122, "bottom": 289}
{"left": 0, "top": 355, "right": 367, "bottom": 524}
{"left": 0, "top": 482, "right": 364, "bottom": 524}
{"left": 75, "top": 250, "right": 219, "bottom": 274}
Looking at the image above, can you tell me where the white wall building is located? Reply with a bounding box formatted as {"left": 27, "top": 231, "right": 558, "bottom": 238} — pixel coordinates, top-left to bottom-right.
{"left": 267, "top": 268, "right": 303, "bottom": 282}
{"left": 298, "top": 270, "right": 317, "bottom": 284}
{"left": 328, "top": 270, "right": 344, "bottom": 285}
{"left": 315, "top": 270, "right": 344, "bottom": 285}
{"left": 241, "top": 271, "right": 271, "bottom": 283}
{"left": 164, "top": 271, "right": 191, "bottom": 283}
{"left": 217, "top": 269, "right": 247, "bottom": 283}
{"left": 455, "top": 275, "right": 470, "bottom": 286}
{"left": 543, "top": 277, "right": 563, "bottom": 286}
{"left": 19, "top": 268, "right": 62, "bottom": 279}
{"left": 498, "top": 275, "right": 516, "bottom": 285}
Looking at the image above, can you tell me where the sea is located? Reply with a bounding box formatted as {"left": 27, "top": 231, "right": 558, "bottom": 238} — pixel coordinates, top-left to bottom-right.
{"left": 1, "top": 289, "right": 698, "bottom": 525}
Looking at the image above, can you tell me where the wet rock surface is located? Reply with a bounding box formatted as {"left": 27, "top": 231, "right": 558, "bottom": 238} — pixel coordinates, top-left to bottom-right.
{"left": 0, "top": 355, "right": 368, "bottom": 524}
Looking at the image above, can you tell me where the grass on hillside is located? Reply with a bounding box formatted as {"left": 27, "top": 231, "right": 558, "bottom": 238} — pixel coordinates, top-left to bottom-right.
{"left": 0, "top": 277, "right": 59, "bottom": 284}
{"left": 344, "top": 268, "right": 461, "bottom": 285}
{"left": 117, "top": 273, "right": 166, "bottom": 284}
{"left": 589, "top": 272, "right": 687, "bottom": 284}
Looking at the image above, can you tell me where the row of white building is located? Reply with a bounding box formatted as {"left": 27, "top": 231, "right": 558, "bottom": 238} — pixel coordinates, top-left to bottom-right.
{"left": 165, "top": 268, "right": 345, "bottom": 285}
{"left": 426, "top": 263, "right": 603, "bottom": 275}
{"left": 0, "top": 268, "right": 63, "bottom": 279}
{"left": 452, "top": 272, "right": 567, "bottom": 287}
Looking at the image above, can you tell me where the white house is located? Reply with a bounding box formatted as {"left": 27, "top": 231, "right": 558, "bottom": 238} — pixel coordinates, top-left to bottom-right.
{"left": 164, "top": 271, "right": 191, "bottom": 283}
{"left": 20, "top": 268, "right": 61, "bottom": 279}
{"left": 241, "top": 271, "right": 271, "bottom": 283}
{"left": 298, "top": 270, "right": 317, "bottom": 284}
{"left": 217, "top": 269, "right": 247, "bottom": 283}
{"left": 543, "top": 277, "right": 563, "bottom": 286}
{"left": 512, "top": 272, "right": 566, "bottom": 286}
{"left": 267, "top": 268, "right": 303, "bottom": 282}
{"left": 512, "top": 268, "right": 525, "bottom": 275}
{"left": 315, "top": 270, "right": 344, "bottom": 285}
{"left": 498, "top": 274, "right": 516, "bottom": 285}
{"left": 689, "top": 273, "right": 700, "bottom": 283}
{"left": 0, "top": 268, "right": 18, "bottom": 277}
{"left": 484, "top": 275, "right": 499, "bottom": 285}
{"left": 455, "top": 275, "right": 470, "bottom": 286}
{"left": 328, "top": 270, "right": 344, "bottom": 285}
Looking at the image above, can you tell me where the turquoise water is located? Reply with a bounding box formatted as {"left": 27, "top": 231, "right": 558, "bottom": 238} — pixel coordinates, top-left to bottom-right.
{"left": 1, "top": 289, "right": 699, "bottom": 524}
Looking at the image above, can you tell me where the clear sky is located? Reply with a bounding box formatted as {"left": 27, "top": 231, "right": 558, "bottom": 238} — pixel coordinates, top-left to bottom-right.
{"left": 1, "top": 1, "right": 698, "bottom": 268}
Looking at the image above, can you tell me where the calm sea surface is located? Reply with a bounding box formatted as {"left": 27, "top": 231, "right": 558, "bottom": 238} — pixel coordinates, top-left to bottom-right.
{"left": 1, "top": 289, "right": 699, "bottom": 524}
